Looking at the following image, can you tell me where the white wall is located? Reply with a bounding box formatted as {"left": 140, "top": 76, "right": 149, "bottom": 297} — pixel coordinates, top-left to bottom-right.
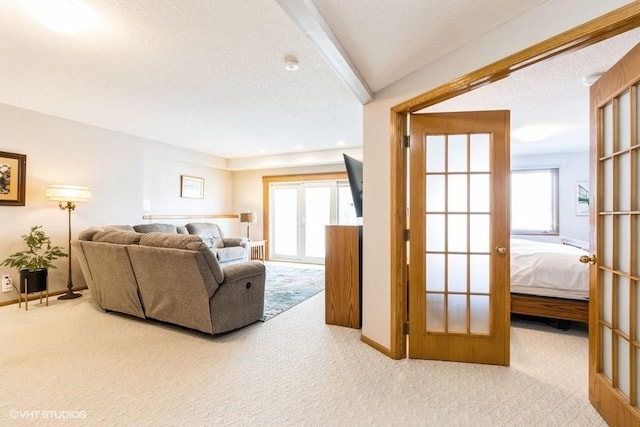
{"left": 0, "top": 103, "right": 231, "bottom": 304}
{"left": 143, "top": 152, "right": 235, "bottom": 235}
{"left": 361, "top": 0, "right": 632, "bottom": 350}
{"left": 512, "top": 151, "right": 589, "bottom": 243}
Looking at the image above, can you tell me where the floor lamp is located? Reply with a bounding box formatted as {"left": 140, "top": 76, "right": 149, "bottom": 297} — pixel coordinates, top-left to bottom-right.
{"left": 45, "top": 184, "right": 91, "bottom": 300}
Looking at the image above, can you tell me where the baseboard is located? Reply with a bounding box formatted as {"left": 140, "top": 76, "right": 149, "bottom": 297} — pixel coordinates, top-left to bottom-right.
{"left": 0, "top": 286, "right": 89, "bottom": 307}
{"left": 361, "top": 334, "right": 398, "bottom": 359}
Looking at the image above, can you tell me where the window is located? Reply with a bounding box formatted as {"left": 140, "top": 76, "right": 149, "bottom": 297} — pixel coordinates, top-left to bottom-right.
{"left": 337, "top": 182, "right": 357, "bottom": 225}
{"left": 511, "top": 168, "right": 558, "bottom": 234}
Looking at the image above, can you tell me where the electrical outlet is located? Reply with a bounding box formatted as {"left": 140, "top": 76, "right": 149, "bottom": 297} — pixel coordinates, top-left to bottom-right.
{"left": 2, "top": 274, "right": 13, "bottom": 292}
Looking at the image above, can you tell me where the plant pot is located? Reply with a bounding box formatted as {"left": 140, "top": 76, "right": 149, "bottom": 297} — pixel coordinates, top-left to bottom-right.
{"left": 19, "top": 269, "right": 48, "bottom": 293}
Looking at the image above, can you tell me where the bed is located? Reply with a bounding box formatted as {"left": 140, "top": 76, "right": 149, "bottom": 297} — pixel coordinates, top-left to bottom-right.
{"left": 510, "top": 238, "right": 590, "bottom": 323}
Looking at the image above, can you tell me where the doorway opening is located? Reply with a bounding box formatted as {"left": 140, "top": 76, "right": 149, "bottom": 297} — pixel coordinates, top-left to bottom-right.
{"left": 384, "top": 3, "right": 640, "bottom": 423}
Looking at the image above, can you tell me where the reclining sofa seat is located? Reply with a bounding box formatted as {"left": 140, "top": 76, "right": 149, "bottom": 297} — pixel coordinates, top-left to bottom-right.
{"left": 73, "top": 228, "right": 265, "bottom": 334}
{"left": 185, "top": 222, "right": 248, "bottom": 264}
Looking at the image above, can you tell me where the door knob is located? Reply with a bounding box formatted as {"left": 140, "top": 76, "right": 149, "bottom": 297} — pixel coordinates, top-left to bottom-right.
{"left": 579, "top": 254, "right": 596, "bottom": 265}
{"left": 496, "top": 246, "right": 507, "bottom": 255}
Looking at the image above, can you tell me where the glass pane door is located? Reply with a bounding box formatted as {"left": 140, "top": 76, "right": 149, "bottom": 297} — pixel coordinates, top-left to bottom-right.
{"left": 304, "top": 185, "right": 331, "bottom": 260}
{"left": 272, "top": 186, "right": 298, "bottom": 257}
{"left": 409, "top": 110, "right": 510, "bottom": 366}
{"left": 338, "top": 183, "right": 357, "bottom": 225}
{"left": 424, "top": 133, "right": 492, "bottom": 335}
{"left": 596, "top": 84, "right": 638, "bottom": 407}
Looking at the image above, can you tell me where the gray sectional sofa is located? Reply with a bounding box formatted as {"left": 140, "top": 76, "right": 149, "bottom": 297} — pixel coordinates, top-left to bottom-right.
{"left": 108, "top": 222, "right": 249, "bottom": 265}
{"left": 73, "top": 227, "right": 265, "bottom": 334}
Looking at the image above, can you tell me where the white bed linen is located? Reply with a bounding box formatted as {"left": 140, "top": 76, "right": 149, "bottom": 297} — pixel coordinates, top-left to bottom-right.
{"left": 510, "top": 238, "right": 589, "bottom": 300}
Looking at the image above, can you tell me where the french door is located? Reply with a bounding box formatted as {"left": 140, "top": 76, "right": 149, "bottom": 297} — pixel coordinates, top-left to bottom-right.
{"left": 270, "top": 181, "right": 354, "bottom": 263}
{"left": 408, "top": 110, "right": 511, "bottom": 365}
{"left": 589, "top": 42, "right": 640, "bottom": 424}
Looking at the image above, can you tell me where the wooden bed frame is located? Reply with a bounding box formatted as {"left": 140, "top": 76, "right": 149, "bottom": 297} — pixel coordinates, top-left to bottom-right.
{"left": 510, "top": 293, "right": 589, "bottom": 323}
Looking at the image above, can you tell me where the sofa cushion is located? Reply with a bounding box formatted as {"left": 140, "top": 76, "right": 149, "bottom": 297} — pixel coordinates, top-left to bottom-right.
{"left": 185, "top": 223, "right": 224, "bottom": 249}
{"left": 78, "top": 225, "right": 142, "bottom": 241}
{"left": 139, "top": 233, "right": 203, "bottom": 249}
{"left": 138, "top": 233, "right": 224, "bottom": 284}
{"left": 134, "top": 223, "right": 179, "bottom": 234}
{"left": 216, "top": 246, "right": 246, "bottom": 263}
{"left": 78, "top": 226, "right": 104, "bottom": 241}
{"left": 105, "top": 225, "right": 136, "bottom": 232}
{"left": 93, "top": 230, "right": 143, "bottom": 245}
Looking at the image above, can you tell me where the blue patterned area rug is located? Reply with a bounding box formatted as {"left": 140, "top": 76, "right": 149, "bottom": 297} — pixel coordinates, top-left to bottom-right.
{"left": 261, "top": 262, "right": 325, "bottom": 321}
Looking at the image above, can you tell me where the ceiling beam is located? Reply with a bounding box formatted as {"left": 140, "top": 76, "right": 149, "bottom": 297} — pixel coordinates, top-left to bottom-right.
{"left": 276, "top": 0, "right": 373, "bottom": 104}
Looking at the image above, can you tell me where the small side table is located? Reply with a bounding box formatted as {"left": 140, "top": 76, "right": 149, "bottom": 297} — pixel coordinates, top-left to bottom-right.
{"left": 248, "top": 240, "right": 267, "bottom": 262}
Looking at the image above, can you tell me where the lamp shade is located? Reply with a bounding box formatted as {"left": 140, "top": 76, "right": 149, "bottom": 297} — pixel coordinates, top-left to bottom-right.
{"left": 240, "top": 212, "right": 257, "bottom": 223}
{"left": 45, "top": 184, "right": 91, "bottom": 202}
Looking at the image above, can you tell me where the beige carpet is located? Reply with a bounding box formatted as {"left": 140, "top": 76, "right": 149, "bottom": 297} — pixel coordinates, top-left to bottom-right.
{"left": 0, "top": 291, "right": 604, "bottom": 426}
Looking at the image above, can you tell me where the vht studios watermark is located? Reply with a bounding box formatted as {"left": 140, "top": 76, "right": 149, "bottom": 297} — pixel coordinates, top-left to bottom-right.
{"left": 9, "top": 409, "right": 87, "bottom": 420}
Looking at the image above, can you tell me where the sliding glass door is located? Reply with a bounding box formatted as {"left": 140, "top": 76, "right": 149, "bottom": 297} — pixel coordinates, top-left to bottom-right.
{"left": 270, "top": 180, "right": 355, "bottom": 263}
{"left": 272, "top": 186, "right": 299, "bottom": 257}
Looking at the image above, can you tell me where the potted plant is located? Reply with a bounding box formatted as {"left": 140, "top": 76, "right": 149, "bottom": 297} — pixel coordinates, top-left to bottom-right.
{"left": 0, "top": 225, "right": 67, "bottom": 293}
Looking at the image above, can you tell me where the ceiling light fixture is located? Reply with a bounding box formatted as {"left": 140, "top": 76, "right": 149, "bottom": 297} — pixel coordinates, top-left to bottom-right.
{"left": 512, "top": 124, "right": 562, "bottom": 142}
{"left": 22, "top": 0, "right": 99, "bottom": 34}
{"left": 285, "top": 55, "right": 299, "bottom": 71}
{"left": 582, "top": 72, "right": 604, "bottom": 86}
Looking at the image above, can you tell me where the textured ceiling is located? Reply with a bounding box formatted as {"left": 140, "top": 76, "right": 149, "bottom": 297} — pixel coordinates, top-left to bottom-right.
{"left": 423, "top": 28, "right": 640, "bottom": 156}
{"left": 313, "top": 0, "right": 546, "bottom": 92}
{"left": 0, "top": 0, "right": 361, "bottom": 159}
{"left": 0, "top": 0, "right": 635, "bottom": 163}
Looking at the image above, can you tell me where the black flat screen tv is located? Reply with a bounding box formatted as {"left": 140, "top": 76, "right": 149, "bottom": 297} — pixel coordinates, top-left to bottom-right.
{"left": 343, "top": 154, "right": 363, "bottom": 218}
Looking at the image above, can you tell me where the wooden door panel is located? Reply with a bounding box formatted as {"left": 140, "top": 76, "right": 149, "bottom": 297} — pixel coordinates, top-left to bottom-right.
{"left": 408, "top": 110, "right": 510, "bottom": 366}
{"left": 590, "top": 42, "right": 640, "bottom": 425}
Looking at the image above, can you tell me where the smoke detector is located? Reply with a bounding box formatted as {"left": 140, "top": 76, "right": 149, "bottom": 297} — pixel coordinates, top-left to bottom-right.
{"left": 285, "top": 55, "right": 299, "bottom": 71}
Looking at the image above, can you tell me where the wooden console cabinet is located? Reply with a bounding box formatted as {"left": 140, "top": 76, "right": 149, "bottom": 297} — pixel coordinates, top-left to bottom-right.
{"left": 325, "top": 225, "right": 361, "bottom": 328}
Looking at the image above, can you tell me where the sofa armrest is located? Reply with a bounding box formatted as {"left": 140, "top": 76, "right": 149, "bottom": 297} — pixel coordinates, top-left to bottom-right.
{"left": 221, "top": 261, "right": 264, "bottom": 282}
{"left": 222, "top": 237, "right": 248, "bottom": 248}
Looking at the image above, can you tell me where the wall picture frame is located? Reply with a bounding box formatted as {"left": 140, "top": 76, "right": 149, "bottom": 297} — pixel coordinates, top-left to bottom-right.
{"left": 180, "top": 175, "right": 204, "bottom": 199}
{"left": 0, "top": 151, "right": 27, "bottom": 206}
{"left": 576, "top": 181, "right": 589, "bottom": 216}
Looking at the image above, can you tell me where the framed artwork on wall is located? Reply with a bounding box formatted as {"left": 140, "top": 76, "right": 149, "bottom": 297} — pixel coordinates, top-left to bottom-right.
{"left": 180, "top": 175, "right": 204, "bottom": 199}
{"left": 0, "top": 151, "right": 27, "bottom": 206}
{"left": 576, "top": 181, "right": 589, "bottom": 216}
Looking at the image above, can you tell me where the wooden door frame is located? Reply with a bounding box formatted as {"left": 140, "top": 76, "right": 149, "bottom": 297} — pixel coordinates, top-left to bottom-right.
{"left": 389, "top": 3, "right": 640, "bottom": 360}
